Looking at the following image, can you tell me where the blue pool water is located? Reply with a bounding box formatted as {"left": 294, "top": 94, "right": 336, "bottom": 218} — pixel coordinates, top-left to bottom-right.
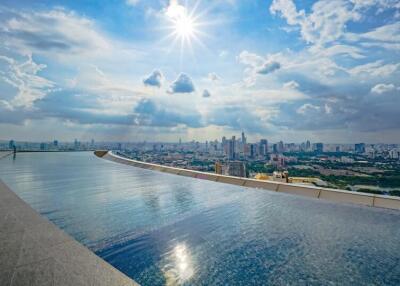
{"left": 0, "top": 152, "right": 399, "bottom": 285}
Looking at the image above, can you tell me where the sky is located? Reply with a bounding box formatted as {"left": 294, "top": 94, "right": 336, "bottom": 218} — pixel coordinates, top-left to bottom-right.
{"left": 0, "top": 0, "right": 399, "bottom": 143}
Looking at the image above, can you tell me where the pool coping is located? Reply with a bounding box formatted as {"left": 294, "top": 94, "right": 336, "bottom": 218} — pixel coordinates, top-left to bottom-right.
{"left": 0, "top": 178, "right": 139, "bottom": 286}
{"left": 95, "top": 150, "right": 400, "bottom": 211}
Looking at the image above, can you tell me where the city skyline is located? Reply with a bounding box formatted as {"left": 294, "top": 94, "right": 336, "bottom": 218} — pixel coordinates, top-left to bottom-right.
{"left": 0, "top": 0, "right": 400, "bottom": 143}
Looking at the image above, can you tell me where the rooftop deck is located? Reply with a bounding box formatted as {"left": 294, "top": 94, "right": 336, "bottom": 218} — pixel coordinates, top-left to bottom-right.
{"left": 0, "top": 179, "right": 138, "bottom": 286}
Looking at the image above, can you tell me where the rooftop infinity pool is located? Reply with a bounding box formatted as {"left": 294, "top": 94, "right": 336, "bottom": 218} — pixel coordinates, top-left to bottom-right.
{"left": 0, "top": 152, "right": 399, "bottom": 285}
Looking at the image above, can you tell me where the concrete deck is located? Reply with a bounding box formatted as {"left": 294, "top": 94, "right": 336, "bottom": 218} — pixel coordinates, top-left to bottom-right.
{"left": 0, "top": 179, "right": 139, "bottom": 286}
{"left": 95, "top": 150, "right": 400, "bottom": 211}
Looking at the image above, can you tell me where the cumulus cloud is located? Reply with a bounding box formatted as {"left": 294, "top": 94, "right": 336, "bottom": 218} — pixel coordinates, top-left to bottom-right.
{"left": 370, "top": 83, "right": 396, "bottom": 94}
{"left": 257, "top": 61, "right": 281, "bottom": 74}
{"left": 143, "top": 70, "right": 163, "bottom": 88}
{"left": 202, "top": 89, "right": 211, "bottom": 98}
{"left": 168, "top": 73, "right": 195, "bottom": 93}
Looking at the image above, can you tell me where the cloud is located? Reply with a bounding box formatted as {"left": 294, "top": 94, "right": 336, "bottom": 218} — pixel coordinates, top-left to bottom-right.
{"left": 238, "top": 50, "right": 281, "bottom": 85}
{"left": 297, "top": 103, "right": 321, "bottom": 114}
{"left": 168, "top": 73, "right": 195, "bottom": 93}
{"left": 202, "top": 89, "right": 211, "bottom": 98}
{"left": 0, "top": 54, "right": 55, "bottom": 108}
{"left": 126, "top": 0, "right": 140, "bottom": 6}
{"left": 208, "top": 72, "right": 220, "bottom": 81}
{"left": 143, "top": 70, "right": 163, "bottom": 88}
{"left": 0, "top": 8, "right": 111, "bottom": 55}
{"left": 348, "top": 61, "right": 400, "bottom": 77}
{"left": 270, "top": 0, "right": 361, "bottom": 46}
{"left": 134, "top": 98, "right": 202, "bottom": 127}
{"left": 370, "top": 83, "right": 396, "bottom": 94}
{"left": 165, "top": 0, "right": 186, "bottom": 19}
{"left": 257, "top": 61, "right": 281, "bottom": 74}
{"left": 283, "top": 80, "right": 299, "bottom": 89}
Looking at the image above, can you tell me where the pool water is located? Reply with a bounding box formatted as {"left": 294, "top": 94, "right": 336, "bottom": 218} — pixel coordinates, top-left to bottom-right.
{"left": 0, "top": 152, "right": 399, "bottom": 285}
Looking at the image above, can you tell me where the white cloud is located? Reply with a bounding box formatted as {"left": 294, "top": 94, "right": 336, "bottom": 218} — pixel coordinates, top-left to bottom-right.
{"left": 168, "top": 73, "right": 195, "bottom": 93}
{"left": 143, "top": 70, "right": 163, "bottom": 88}
{"left": 257, "top": 61, "right": 281, "bottom": 74}
{"left": 126, "top": 0, "right": 140, "bottom": 6}
{"left": 283, "top": 80, "right": 299, "bottom": 89}
{"left": 370, "top": 83, "right": 396, "bottom": 94}
{"left": 270, "top": 0, "right": 361, "bottom": 46}
{"left": 349, "top": 61, "right": 400, "bottom": 77}
{"left": 202, "top": 89, "right": 211, "bottom": 98}
{"left": 297, "top": 103, "right": 321, "bottom": 114}
{"left": 0, "top": 54, "right": 55, "bottom": 108}
{"left": 208, "top": 72, "right": 220, "bottom": 81}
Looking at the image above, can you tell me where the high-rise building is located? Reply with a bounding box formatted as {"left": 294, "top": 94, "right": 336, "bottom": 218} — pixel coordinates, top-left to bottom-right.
{"left": 278, "top": 141, "right": 284, "bottom": 153}
{"left": 9, "top": 140, "right": 15, "bottom": 150}
{"left": 53, "top": 140, "right": 58, "bottom": 147}
{"left": 227, "top": 138, "right": 236, "bottom": 160}
{"left": 306, "top": 140, "right": 311, "bottom": 151}
{"left": 241, "top": 132, "right": 246, "bottom": 145}
{"left": 273, "top": 143, "right": 278, "bottom": 153}
{"left": 227, "top": 161, "right": 246, "bottom": 177}
{"left": 315, "top": 143, "right": 324, "bottom": 153}
{"left": 250, "top": 144, "right": 256, "bottom": 158}
{"left": 355, "top": 143, "right": 366, "bottom": 153}
{"left": 259, "top": 139, "right": 268, "bottom": 156}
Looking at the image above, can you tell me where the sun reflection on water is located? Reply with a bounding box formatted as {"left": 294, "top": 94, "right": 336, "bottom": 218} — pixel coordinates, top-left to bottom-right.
{"left": 163, "top": 243, "right": 194, "bottom": 285}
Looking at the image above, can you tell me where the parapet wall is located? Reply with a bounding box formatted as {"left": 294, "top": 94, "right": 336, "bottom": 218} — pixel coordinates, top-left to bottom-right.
{"left": 96, "top": 151, "right": 400, "bottom": 211}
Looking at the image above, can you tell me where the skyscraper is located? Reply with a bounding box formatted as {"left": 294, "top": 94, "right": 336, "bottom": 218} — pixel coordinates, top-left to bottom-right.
{"left": 315, "top": 143, "right": 324, "bottom": 153}
{"left": 355, "top": 143, "right": 366, "bottom": 153}
{"left": 259, "top": 139, "right": 268, "bottom": 156}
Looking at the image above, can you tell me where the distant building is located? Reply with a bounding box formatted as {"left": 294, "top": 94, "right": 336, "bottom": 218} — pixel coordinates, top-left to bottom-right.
{"left": 273, "top": 144, "right": 278, "bottom": 153}
{"left": 9, "top": 140, "right": 15, "bottom": 150}
{"left": 227, "top": 161, "right": 246, "bottom": 177}
{"left": 259, "top": 139, "right": 268, "bottom": 156}
{"left": 227, "top": 136, "right": 236, "bottom": 160}
{"left": 355, "top": 143, "right": 366, "bottom": 153}
{"left": 241, "top": 131, "right": 246, "bottom": 145}
{"left": 215, "top": 162, "right": 223, "bottom": 174}
{"left": 278, "top": 141, "right": 284, "bottom": 153}
{"left": 270, "top": 154, "right": 285, "bottom": 168}
{"left": 306, "top": 140, "right": 311, "bottom": 151}
{"left": 53, "top": 140, "right": 58, "bottom": 147}
{"left": 250, "top": 144, "right": 257, "bottom": 158}
{"left": 315, "top": 143, "right": 324, "bottom": 153}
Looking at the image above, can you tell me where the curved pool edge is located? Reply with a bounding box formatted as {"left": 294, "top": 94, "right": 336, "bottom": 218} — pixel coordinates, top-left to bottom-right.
{"left": 0, "top": 178, "right": 140, "bottom": 286}
{"left": 95, "top": 150, "right": 400, "bottom": 211}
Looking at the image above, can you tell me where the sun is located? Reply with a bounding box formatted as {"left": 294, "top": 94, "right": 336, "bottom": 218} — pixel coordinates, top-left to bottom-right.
{"left": 174, "top": 15, "right": 194, "bottom": 39}
{"left": 163, "top": 0, "right": 206, "bottom": 53}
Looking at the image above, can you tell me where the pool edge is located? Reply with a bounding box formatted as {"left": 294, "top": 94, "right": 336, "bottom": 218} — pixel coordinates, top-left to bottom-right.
{"left": 96, "top": 150, "right": 400, "bottom": 211}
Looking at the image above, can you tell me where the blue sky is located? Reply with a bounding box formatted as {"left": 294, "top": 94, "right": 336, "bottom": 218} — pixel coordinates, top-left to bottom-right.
{"left": 0, "top": 0, "right": 399, "bottom": 143}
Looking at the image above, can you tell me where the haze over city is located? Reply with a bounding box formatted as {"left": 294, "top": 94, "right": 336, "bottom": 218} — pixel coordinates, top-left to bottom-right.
{"left": 0, "top": 0, "right": 399, "bottom": 143}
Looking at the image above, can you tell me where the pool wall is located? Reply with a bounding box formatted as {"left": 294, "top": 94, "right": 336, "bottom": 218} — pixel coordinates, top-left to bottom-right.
{"left": 95, "top": 150, "right": 400, "bottom": 211}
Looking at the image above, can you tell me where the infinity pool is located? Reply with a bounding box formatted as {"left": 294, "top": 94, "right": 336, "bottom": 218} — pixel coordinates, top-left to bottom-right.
{"left": 0, "top": 152, "right": 399, "bottom": 285}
